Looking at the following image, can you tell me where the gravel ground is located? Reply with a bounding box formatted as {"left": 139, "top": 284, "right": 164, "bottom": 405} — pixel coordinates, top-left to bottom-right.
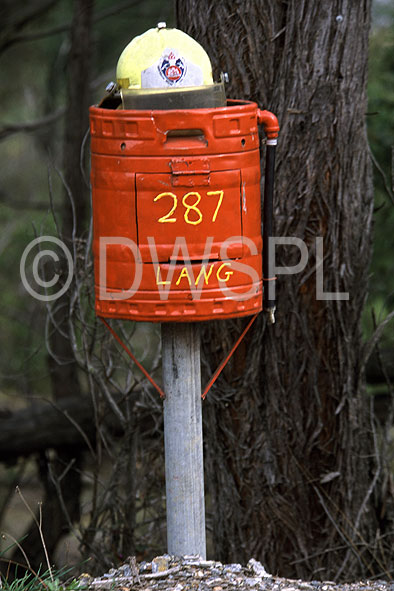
{"left": 79, "top": 555, "right": 394, "bottom": 591}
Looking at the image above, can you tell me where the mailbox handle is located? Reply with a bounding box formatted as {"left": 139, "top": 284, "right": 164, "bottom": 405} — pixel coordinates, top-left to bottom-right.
{"left": 153, "top": 110, "right": 213, "bottom": 144}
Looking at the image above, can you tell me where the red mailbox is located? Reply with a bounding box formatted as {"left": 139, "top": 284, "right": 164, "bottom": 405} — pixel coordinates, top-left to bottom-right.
{"left": 89, "top": 101, "right": 278, "bottom": 322}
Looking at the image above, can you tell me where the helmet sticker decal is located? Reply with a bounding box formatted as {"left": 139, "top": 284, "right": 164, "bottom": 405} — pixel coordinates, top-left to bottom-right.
{"left": 158, "top": 50, "right": 187, "bottom": 85}
{"left": 141, "top": 47, "right": 204, "bottom": 88}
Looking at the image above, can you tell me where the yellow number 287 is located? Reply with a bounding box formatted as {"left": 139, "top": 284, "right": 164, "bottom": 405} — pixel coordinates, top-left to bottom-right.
{"left": 154, "top": 190, "right": 224, "bottom": 225}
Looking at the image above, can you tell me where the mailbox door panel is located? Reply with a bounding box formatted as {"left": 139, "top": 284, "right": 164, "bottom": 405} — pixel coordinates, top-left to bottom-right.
{"left": 136, "top": 170, "right": 242, "bottom": 262}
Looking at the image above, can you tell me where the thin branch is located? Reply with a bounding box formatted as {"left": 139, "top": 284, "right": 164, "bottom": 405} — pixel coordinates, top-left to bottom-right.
{"left": 94, "top": 373, "right": 127, "bottom": 426}
{"left": 4, "top": 1, "right": 59, "bottom": 32}
{"left": 38, "top": 502, "right": 54, "bottom": 584}
{"left": 47, "top": 163, "right": 62, "bottom": 239}
{"left": 47, "top": 458, "right": 81, "bottom": 541}
{"left": 80, "top": 127, "right": 91, "bottom": 189}
{"left": 2, "top": 23, "right": 69, "bottom": 48}
{"left": 372, "top": 309, "right": 394, "bottom": 402}
{"left": 313, "top": 485, "right": 366, "bottom": 576}
{"left": 0, "top": 0, "right": 59, "bottom": 53}
{"left": 0, "top": 532, "right": 31, "bottom": 571}
{"left": 0, "top": 73, "right": 116, "bottom": 143}
{"left": 335, "top": 395, "right": 382, "bottom": 579}
{"left": 93, "top": 0, "right": 145, "bottom": 24}
{"left": 43, "top": 398, "right": 96, "bottom": 458}
{"left": 15, "top": 487, "right": 54, "bottom": 583}
{"left": 289, "top": 543, "right": 364, "bottom": 565}
{"left": 0, "top": 107, "right": 65, "bottom": 141}
{"left": 0, "top": 461, "right": 26, "bottom": 524}
{"left": 2, "top": 0, "right": 144, "bottom": 49}
{"left": 362, "top": 310, "right": 394, "bottom": 371}
{"left": 369, "top": 145, "right": 394, "bottom": 206}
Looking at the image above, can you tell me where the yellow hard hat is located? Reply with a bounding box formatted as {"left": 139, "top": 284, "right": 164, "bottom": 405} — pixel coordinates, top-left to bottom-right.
{"left": 116, "top": 23, "right": 214, "bottom": 90}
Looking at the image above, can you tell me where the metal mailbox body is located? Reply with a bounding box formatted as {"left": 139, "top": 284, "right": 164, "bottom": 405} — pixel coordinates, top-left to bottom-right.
{"left": 89, "top": 99, "right": 265, "bottom": 322}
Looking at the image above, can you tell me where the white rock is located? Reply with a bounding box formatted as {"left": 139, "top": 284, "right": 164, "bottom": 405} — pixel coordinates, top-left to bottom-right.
{"left": 247, "top": 558, "right": 272, "bottom": 578}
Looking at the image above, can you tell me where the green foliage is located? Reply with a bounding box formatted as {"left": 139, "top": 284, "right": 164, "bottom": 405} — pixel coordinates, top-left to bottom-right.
{"left": 368, "top": 29, "right": 394, "bottom": 170}
{"left": 365, "top": 7, "right": 394, "bottom": 346}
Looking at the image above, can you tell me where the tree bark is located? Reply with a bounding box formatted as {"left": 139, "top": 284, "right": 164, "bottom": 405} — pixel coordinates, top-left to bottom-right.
{"left": 177, "top": 0, "right": 376, "bottom": 580}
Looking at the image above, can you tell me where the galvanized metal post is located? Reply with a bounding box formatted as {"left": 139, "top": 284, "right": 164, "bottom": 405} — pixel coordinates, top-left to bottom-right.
{"left": 161, "top": 322, "right": 206, "bottom": 558}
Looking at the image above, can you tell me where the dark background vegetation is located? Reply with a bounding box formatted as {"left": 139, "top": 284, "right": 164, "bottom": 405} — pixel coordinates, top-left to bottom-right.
{"left": 0, "top": 0, "right": 393, "bottom": 583}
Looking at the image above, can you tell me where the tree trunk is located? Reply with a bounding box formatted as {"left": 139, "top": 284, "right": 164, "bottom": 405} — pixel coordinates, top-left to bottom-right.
{"left": 177, "top": 0, "right": 376, "bottom": 580}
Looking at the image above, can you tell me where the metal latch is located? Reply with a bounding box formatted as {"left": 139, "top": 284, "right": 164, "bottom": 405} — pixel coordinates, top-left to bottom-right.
{"left": 170, "top": 158, "right": 210, "bottom": 187}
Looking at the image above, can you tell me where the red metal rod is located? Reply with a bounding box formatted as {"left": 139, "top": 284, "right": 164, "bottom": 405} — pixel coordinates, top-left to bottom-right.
{"left": 201, "top": 313, "right": 258, "bottom": 399}
{"left": 99, "top": 316, "right": 166, "bottom": 399}
{"left": 101, "top": 313, "right": 258, "bottom": 401}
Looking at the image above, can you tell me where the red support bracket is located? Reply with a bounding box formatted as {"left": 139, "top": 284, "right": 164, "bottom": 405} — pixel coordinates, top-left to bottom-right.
{"left": 99, "top": 317, "right": 166, "bottom": 399}
{"left": 100, "top": 313, "right": 258, "bottom": 401}
{"left": 201, "top": 313, "right": 258, "bottom": 399}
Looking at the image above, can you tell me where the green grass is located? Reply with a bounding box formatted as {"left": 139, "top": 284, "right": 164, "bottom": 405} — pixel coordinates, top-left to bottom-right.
{"left": 0, "top": 488, "right": 88, "bottom": 590}
{"left": 0, "top": 567, "right": 85, "bottom": 591}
